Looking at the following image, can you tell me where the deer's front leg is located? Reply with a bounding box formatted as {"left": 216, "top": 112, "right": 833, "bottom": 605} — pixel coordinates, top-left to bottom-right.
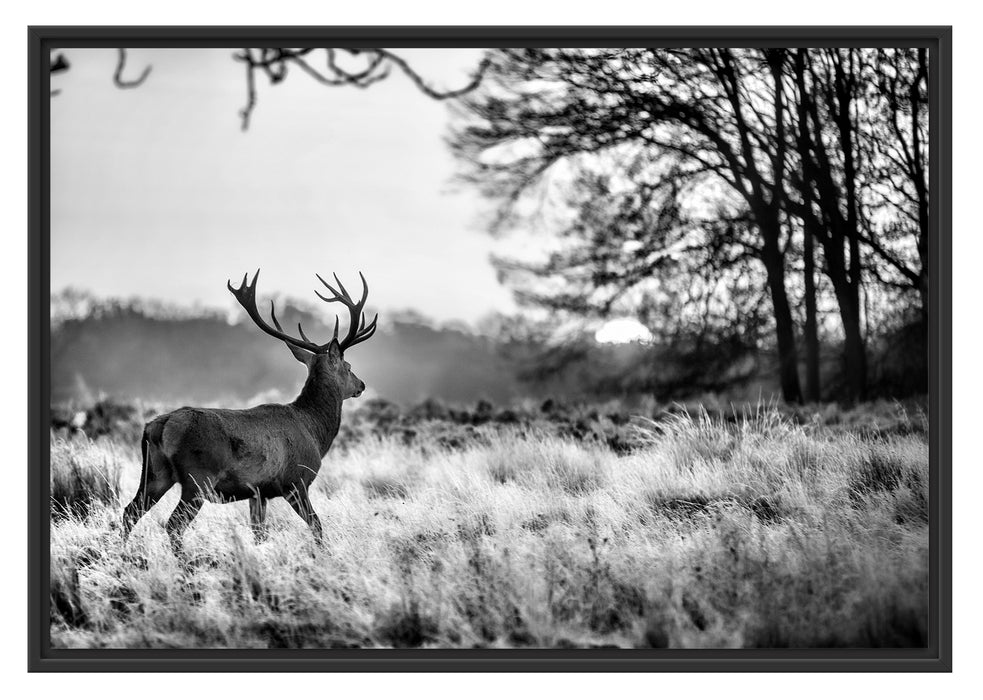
{"left": 285, "top": 485, "right": 323, "bottom": 546}
{"left": 249, "top": 494, "right": 268, "bottom": 542}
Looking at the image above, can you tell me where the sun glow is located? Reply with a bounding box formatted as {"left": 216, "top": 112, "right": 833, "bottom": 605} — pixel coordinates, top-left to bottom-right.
{"left": 594, "top": 318, "right": 653, "bottom": 344}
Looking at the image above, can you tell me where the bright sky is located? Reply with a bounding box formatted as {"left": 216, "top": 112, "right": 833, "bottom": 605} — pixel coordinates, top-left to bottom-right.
{"left": 50, "top": 48, "right": 515, "bottom": 324}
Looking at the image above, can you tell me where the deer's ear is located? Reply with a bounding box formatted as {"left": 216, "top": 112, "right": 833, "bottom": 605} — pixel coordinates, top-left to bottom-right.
{"left": 283, "top": 341, "right": 314, "bottom": 368}
{"left": 325, "top": 338, "right": 342, "bottom": 363}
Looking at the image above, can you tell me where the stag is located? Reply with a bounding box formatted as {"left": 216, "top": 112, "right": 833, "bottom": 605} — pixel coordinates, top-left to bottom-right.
{"left": 121, "top": 270, "right": 378, "bottom": 555}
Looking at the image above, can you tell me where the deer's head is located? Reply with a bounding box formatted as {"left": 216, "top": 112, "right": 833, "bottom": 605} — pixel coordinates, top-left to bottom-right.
{"left": 228, "top": 270, "right": 377, "bottom": 401}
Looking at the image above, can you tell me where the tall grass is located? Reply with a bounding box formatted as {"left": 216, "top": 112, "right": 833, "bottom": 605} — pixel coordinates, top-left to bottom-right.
{"left": 49, "top": 404, "right": 929, "bottom": 649}
{"left": 50, "top": 434, "right": 130, "bottom": 520}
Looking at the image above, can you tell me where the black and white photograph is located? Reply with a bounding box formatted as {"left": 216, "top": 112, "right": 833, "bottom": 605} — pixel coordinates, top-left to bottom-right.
{"left": 37, "top": 34, "right": 946, "bottom": 662}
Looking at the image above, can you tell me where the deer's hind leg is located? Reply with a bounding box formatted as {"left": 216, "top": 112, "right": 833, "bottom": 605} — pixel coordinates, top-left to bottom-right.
{"left": 164, "top": 480, "right": 205, "bottom": 560}
{"left": 122, "top": 438, "right": 176, "bottom": 540}
{"left": 249, "top": 494, "right": 269, "bottom": 542}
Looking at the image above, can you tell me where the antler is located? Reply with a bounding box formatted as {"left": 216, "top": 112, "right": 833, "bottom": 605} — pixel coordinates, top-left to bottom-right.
{"left": 227, "top": 270, "right": 325, "bottom": 354}
{"left": 315, "top": 271, "right": 379, "bottom": 351}
{"left": 228, "top": 269, "right": 378, "bottom": 355}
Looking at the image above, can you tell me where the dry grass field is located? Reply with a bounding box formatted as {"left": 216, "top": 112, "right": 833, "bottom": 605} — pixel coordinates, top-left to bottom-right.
{"left": 49, "top": 399, "right": 929, "bottom": 649}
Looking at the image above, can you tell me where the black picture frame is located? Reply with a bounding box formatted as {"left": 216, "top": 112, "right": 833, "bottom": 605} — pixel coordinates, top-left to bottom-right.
{"left": 28, "top": 25, "right": 953, "bottom": 673}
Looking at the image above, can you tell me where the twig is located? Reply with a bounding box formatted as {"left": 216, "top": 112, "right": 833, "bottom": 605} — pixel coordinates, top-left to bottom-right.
{"left": 113, "top": 48, "right": 152, "bottom": 89}
{"left": 234, "top": 48, "right": 490, "bottom": 130}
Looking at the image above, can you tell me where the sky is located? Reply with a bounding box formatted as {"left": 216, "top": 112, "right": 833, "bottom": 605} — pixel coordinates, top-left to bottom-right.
{"left": 50, "top": 48, "right": 516, "bottom": 325}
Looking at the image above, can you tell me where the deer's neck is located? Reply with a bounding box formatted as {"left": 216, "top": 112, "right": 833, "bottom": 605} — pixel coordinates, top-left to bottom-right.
{"left": 293, "top": 375, "right": 344, "bottom": 456}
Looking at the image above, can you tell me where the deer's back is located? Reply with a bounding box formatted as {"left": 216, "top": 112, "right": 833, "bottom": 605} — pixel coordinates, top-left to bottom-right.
{"left": 149, "top": 404, "right": 322, "bottom": 499}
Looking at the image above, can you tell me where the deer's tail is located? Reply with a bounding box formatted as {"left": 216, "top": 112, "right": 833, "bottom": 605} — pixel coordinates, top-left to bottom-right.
{"left": 141, "top": 415, "right": 176, "bottom": 484}
{"left": 139, "top": 425, "right": 150, "bottom": 476}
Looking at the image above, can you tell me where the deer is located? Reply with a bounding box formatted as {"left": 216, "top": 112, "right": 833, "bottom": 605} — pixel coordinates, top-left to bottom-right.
{"left": 121, "top": 270, "right": 378, "bottom": 556}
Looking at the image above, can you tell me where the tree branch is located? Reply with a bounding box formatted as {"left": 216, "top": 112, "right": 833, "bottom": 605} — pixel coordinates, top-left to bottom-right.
{"left": 113, "top": 48, "right": 152, "bottom": 89}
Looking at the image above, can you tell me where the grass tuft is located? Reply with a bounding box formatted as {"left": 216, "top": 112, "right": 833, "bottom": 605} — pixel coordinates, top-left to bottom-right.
{"left": 50, "top": 435, "right": 127, "bottom": 520}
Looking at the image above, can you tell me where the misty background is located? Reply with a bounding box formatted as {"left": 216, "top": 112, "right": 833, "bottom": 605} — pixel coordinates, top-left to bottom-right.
{"left": 50, "top": 48, "right": 928, "bottom": 408}
{"left": 50, "top": 48, "right": 516, "bottom": 405}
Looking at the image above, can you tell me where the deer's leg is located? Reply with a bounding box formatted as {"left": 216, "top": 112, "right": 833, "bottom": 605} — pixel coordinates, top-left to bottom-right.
{"left": 122, "top": 440, "right": 174, "bottom": 539}
{"left": 164, "top": 485, "right": 204, "bottom": 559}
{"left": 285, "top": 485, "right": 323, "bottom": 545}
{"left": 122, "top": 479, "right": 173, "bottom": 539}
{"left": 249, "top": 494, "right": 268, "bottom": 542}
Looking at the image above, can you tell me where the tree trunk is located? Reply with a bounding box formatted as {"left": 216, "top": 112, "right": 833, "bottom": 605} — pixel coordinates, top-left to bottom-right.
{"left": 792, "top": 50, "right": 821, "bottom": 402}
{"left": 761, "top": 227, "right": 802, "bottom": 404}
{"left": 803, "top": 222, "right": 820, "bottom": 402}
{"left": 834, "top": 50, "right": 868, "bottom": 403}
{"left": 798, "top": 51, "right": 868, "bottom": 403}
{"left": 841, "top": 302, "right": 867, "bottom": 403}
{"left": 913, "top": 48, "right": 930, "bottom": 332}
{"left": 828, "top": 278, "right": 867, "bottom": 403}
{"left": 919, "top": 272, "right": 929, "bottom": 330}
{"left": 844, "top": 255, "right": 867, "bottom": 402}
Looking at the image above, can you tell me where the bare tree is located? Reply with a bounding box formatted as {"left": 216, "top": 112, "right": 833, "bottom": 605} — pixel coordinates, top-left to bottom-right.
{"left": 789, "top": 48, "right": 928, "bottom": 400}
{"left": 451, "top": 48, "right": 805, "bottom": 402}
{"left": 867, "top": 48, "right": 929, "bottom": 317}
{"left": 452, "top": 47, "right": 928, "bottom": 403}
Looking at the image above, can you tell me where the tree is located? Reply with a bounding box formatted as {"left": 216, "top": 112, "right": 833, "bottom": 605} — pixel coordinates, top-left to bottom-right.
{"left": 789, "top": 48, "right": 928, "bottom": 400}
{"left": 792, "top": 50, "right": 822, "bottom": 402}
{"left": 452, "top": 48, "right": 806, "bottom": 401}
{"left": 790, "top": 48, "right": 870, "bottom": 400}
{"left": 867, "top": 48, "right": 930, "bottom": 320}
{"left": 451, "top": 47, "right": 928, "bottom": 403}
